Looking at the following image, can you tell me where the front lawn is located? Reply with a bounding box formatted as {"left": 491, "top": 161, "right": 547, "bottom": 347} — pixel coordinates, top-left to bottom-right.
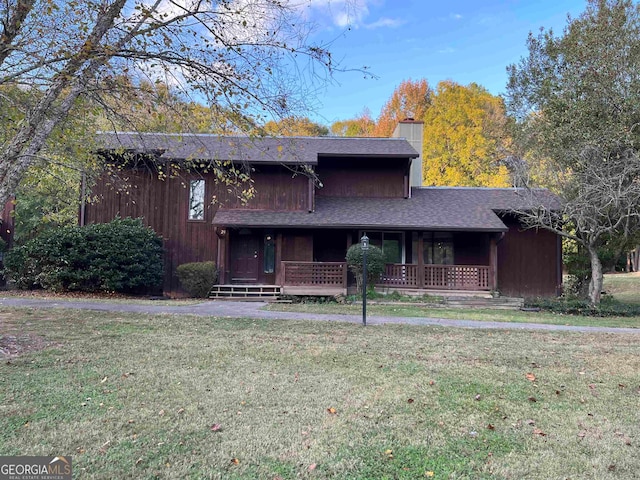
{"left": 1, "top": 308, "right": 638, "bottom": 478}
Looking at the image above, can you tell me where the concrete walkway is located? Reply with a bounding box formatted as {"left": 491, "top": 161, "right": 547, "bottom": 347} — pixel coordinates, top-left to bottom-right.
{"left": 1, "top": 296, "right": 638, "bottom": 334}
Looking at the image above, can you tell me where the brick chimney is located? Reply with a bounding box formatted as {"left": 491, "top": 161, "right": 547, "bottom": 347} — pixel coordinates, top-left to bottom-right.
{"left": 392, "top": 118, "right": 424, "bottom": 187}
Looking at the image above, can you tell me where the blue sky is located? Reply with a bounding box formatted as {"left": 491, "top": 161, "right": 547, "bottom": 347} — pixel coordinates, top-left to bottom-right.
{"left": 304, "top": 0, "right": 588, "bottom": 126}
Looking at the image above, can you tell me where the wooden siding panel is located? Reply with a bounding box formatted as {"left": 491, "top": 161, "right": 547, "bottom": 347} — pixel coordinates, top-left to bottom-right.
{"left": 85, "top": 170, "right": 218, "bottom": 296}
{"left": 282, "top": 231, "right": 313, "bottom": 262}
{"left": 315, "top": 157, "right": 408, "bottom": 198}
{"left": 221, "top": 167, "right": 308, "bottom": 211}
{"left": 316, "top": 167, "right": 405, "bottom": 197}
{"left": 497, "top": 217, "right": 560, "bottom": 297}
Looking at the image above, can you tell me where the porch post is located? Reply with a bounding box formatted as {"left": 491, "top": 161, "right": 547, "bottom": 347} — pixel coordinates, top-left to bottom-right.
{"left": 489, "top": 234, "right": 498, "bottom": 291}
{"left": 417, "top": 231, "right": 425, "bottom": 288}
{"left": 275, "top": 232, "right": 283, "bottom": 285}
{"left": 223, "top": 232, "right": 231, "bottom": 284}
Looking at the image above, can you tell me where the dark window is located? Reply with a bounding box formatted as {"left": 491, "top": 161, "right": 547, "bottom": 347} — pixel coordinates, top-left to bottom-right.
{"left": 189, "top": 179, "right": 205, "bottom": 220}
{"left": 362, "top": 231, "right": 404, "bottom": 264}
{"left": 264, "top": 233, "right": 275, "bottom": 273}
{"left": 424, "top": 232, "right": 454, "bottom": 265}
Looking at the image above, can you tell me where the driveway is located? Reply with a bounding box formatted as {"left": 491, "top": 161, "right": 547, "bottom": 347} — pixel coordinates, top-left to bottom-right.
{"left": 0, "top": 296, "right": 638, "bottom": 334}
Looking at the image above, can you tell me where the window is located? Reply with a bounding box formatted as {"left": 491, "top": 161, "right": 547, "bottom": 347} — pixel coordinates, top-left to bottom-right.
{"left": 362, "top": 231, "right": 404, "bottom": 264}
{"left": 264, "top": 234, "right": 275, "bottom": 273}
{"left": 188, "top": 179, "right": 205, "bottom": 220}
{"left": 424, "top": 232, "right": 454, "bottom": 265}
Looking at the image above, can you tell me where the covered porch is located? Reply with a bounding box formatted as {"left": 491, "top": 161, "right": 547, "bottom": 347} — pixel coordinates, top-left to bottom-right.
{"left": 215, "top": 226, "right": 499, "bottom": 296}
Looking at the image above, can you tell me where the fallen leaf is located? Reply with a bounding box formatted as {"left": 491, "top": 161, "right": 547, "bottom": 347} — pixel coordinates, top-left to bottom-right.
{"left": 308, "top": 463, "right": 317, "bottom": 471}
{"left": 230, "top": 458, "right": 240, "bottom": 465}
{"left": 429, "top": 380, "right": 435, "bottom": 386}
{"left": 533, "top": 428, "right": 546, "bottom": 437}
{"left": 525, "top": 373, "right": 536, "bottom": 382}
{"left": 384, "top": 449, "right": 393, "bottom": 455}
{"left": 135, "top": 458, "right": 143, "bottom": 465}
{"left": 618, "top": 383, "right": 626, "bottom": 389}
{"left": 407, "top": 398, "right": 414, "bottom": 404}
{"left": 128, "top": 419, "right": 135, "bottom": 424}
{"left": 528, "top": 397, "right": 537, "bottom": 402}
{"left": 474, "top": 394, "right": 481, "bottom": 401}
{"left": 526, "top": 419, "right": 535, "bottom": 426}
{"left": 101, "top": 376, "right": 108, "bottom": 383}
{"left": 158, "top": 410, "right": 165, "bottom": 416}
{"left": 487, "top": 424, "right": 495, "bottom": 430}
{"left": 177, "top": 408, "right": 185, "bottom": 414}
{"left": 210, "top": 423, "right": 222, "bottom": 432}
{"left": 425, "top": 472, "right": 435, "bottom": 477}
{"left": 327, "top": 407, "right": 337, "bottom": 415}
{"left": 608, "top": 465, "right": 616, "bottom": 472}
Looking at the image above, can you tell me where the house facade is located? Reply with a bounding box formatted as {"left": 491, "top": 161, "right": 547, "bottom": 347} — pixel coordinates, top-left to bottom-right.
{"left": 85, "top": 121, "right": 562, "bottom": 298}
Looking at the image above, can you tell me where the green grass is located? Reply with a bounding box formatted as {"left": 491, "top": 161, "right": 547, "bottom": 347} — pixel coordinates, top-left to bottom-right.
{"left": 1, "top": 308, "right": 639, "bottom": 478}
{"left": 603, "top": 273, "right": 640, "bottom": 305}
{"left": 266, "top": 302, "right": 640, "bottom": 328}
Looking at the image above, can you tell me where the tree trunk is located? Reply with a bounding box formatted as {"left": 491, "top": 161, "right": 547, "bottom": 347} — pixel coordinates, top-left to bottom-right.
{"left": 587, "top": 244, "right": 603, "bottom": 305}
{"left": 632, "top": 246, "right": 640, "bottom": 272}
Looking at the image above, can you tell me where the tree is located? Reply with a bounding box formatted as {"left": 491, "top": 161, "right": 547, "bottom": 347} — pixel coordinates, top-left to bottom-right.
{"left": 422, "top": 81, "right": 511, "bottom": 187}
{"left": 373, "top": 78, "right": 431, "bottom": 137}
{"left": 262, "top": 116, "right": 329, "bottom": 136}
{"left": 506, "top": 0, "right": 640, "bottom": 305}
{"left": 330, "top": 108, "right": 376, "bottom": 137}
{"left": 0, "top": 0, "right": 340, "bottom": 213}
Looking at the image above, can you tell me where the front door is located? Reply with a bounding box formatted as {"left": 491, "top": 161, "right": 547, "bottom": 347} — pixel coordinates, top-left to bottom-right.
{"left": 232, "top": 234, "right": 259, "bottom": 283}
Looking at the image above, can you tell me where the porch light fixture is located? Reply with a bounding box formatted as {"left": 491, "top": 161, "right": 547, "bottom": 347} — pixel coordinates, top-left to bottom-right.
{"left": 361, "top": 233, "right": 369, "bottom": 326}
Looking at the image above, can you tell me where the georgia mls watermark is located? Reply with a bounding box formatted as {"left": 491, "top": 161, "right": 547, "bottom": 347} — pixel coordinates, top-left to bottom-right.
{"left": 0, "top": 456, "right": 72, "bottom": 480}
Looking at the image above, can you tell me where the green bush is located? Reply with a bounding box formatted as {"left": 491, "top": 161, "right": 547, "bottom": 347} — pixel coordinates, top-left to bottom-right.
{"left": 176, "top": 261, "right": 218, "bottom": 298}
{"left": 4, "top": 217, "right": 163, "bottom": 293}
{"left": 346, "top": 243, "right": 385, "bottom": 294}
{"left": 525, "top": 295, "right": 640, "bottom": 317}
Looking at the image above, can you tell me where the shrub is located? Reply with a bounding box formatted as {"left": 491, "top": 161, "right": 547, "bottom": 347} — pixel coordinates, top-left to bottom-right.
{"left": 525, "top": 295, "right": 640, "bottom": 317}
{"left": 176, "top": 261, "right": 218, "bottom": 298}
{"left": 4, "top": 217, "right": 163, "bottom": 293}
{"left": 346, "top": 243, "right": 385, "bottom": 294}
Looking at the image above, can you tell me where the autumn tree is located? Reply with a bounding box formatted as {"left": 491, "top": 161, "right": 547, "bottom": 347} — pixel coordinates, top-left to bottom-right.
{"left": 0, "top": 0, "right": 340, "bottom": 213}
{"left": 262, "top": 116, "right": 329, "bottom": 136}
{"left": 422, "top": 81, "right": 511, "bottom": 187}
{"left": 330, "top": 108, "right": 376, "bottom": 137}
{"left": 506, "top": 0, "right": 640, "bottom": 304}
{"left": 373, "top": 79, "right": 431, "bottom": 137}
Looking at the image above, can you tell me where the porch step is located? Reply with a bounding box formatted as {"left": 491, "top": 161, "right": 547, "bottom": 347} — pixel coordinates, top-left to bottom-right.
{"left": 209, "top": 284, "right": 282, "bottom": 300}
{"left": 443, "top": 296, "right": 524, "bottom": 309}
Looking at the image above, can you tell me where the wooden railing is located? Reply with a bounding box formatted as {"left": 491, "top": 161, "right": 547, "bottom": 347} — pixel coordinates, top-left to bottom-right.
{"left": 378, "top": 264, "right": 419, "bottom": 287}
{"left": 281, "top": 262, "right": 490, "bottom": 292}
{"left": 281, "top": 261, "right": 347, "bottom": 287}
{"left": 424, "top": 265, "right": 490, "bottom": 290}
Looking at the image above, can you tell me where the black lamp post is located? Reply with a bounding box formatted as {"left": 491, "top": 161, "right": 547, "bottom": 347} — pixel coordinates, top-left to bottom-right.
{"left": 361, "top": 233, "right": 369, "bottom": 326}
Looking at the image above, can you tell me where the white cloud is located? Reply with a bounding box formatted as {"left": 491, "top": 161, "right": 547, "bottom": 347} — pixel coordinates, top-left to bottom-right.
{"left": 438, "top": 47, "right": 456, "bottom": 54}
{"left": 450, "top": 13, "right": 462, "bottom": 20}
{"left": 364, "top": 17, "right": 405, "bottom": 29}
{"left": 302, "top": 0, "right": 379, "bottom": 29}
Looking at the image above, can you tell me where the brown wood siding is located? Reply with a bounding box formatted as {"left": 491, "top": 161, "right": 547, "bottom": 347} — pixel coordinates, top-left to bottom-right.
{"left": 281, "top": 231, "right": 313, "bottom": 262}
{"left": 316, "top": 157, "right": 408, "bottom": 198}
{"left": 497, "top": 216, "right": 560, "bottom": 298}
{"left": 221, "top": 166, "right": 308, "bottom": 211}
{"left": 85, "top": 170, "right": 218, "bottom": 296}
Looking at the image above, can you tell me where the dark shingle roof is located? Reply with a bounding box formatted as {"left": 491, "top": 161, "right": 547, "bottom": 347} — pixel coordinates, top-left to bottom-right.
{"left": 213, "top": 187, "right": 560, "bottom": 231}
{"left": 96, "top": 132, "right": 419, "bottom": 165}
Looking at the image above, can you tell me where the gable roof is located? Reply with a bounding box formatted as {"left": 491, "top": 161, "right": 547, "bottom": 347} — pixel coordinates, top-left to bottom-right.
{"left": 213, "top": 187, "right": 560, "bottom": 232}
{"left": 96, "top": 132, "right": 419, "bottom": 165}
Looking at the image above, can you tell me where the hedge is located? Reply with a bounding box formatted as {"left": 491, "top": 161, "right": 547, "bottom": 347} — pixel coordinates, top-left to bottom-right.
{"left": 4, "top": 217, "right": 163, "bottom": 293}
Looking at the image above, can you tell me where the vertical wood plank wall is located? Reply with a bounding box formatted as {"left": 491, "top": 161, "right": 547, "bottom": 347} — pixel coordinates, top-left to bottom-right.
{"left": 84, "top": 170, "right": 219, "bottom": 295}
{"left": 497, "top": 216, "right": 561, "bottom": 297}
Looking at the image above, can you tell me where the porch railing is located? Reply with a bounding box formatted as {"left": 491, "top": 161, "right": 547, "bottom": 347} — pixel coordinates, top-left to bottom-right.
{"left": 281, "top": 261, "right": 347, "bottom": 287}
{"left": 424, "top": 265, "right": 490, "bottom": 290}
{"left": 377, "top": 264, "right": 490, "bottom": 291}
{"left": 280, "top": 262, "right": 490, "bottom": 291}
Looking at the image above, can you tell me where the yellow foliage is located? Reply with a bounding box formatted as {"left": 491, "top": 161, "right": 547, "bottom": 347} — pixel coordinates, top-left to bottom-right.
{"left": 422, "top": 81, "right": 511, "bottom": 187}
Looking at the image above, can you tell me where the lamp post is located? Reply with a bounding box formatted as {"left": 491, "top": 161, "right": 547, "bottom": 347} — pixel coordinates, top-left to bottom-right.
{"left": 361, "top": 233, "right": 369, "bottom": 326}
